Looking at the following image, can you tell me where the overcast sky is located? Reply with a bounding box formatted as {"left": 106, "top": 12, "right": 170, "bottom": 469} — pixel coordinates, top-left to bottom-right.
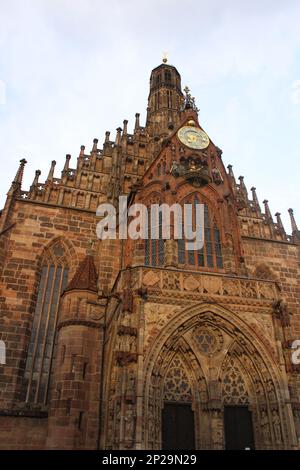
{"left": 0, "top": 0, "right": 299, "bottom": 231}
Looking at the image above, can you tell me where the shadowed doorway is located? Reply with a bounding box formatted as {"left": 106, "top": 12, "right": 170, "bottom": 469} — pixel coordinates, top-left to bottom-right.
{"left": 224, "top": 406, "right": 255, "bottom": 450}
{"left": 162, "top": 403, "right": 195, "bottom": 449}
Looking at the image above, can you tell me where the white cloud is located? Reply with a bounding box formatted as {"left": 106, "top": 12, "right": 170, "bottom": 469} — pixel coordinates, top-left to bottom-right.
{"left": 0, "top": 80, "right": 5, "bottom": 105}
{"left": 291, "top": 80, "right": 300, "bottom": 105}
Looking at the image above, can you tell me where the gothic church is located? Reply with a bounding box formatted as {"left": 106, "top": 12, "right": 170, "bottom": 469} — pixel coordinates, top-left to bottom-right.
{"left": 0, "top": 61, "right": 299, "bottom": 449}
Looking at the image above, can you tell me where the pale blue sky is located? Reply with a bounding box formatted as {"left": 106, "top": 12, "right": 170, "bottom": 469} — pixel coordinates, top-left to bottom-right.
{"left": 0, "top": 0, "right": 299, "bottom": 231}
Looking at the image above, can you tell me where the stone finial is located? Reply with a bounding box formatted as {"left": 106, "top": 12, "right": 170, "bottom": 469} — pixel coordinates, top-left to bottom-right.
{"left": 134, "top": 113, "right": 140, "bottom": 130}
{"left": 263, "top": 199, "right": 273, "bottom": 221}
{"left": 123, "top": 119, "right": 128, "bottom": 136}
{"left": 288, "top": 208, "right": 298, "bottom": 233}
{"left": 47, "top": 160, "right": 56, "bottom": 182}
{"left": 251, "top": 187, "right": 261, "bottom": 211}
{"left": 92, "top": 138, "right": 98, "bottom": 152}
{"left": 12, "top": 158, "right": 27, "bottom": 185}
{"left": 115, "top": 127, "right": 122, "bottom": 146}
{"left": 31, "top": 170, "right": 41, "bottom": 187}
{"left": 238, "top": 176, "right": 248, "bottom": 197}
{"left": 79, "top": 145, "right": 85, "bottom": 157}
{"left": 275, "top": 212, "right": 284, "bottom": 231}
{"left": 8, "top": 158, "right": 27, "bottom": 195}
{"left": 227, "top": 164, "right": 236, "bottom": 182}
{"left": 105, "top": 131, "right": 110, "bottom": 144}
{"left": 62, "top": 154, "right": 71, "bottom": 176}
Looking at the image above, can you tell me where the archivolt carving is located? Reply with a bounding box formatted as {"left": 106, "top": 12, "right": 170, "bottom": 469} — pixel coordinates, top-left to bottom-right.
{"left": 143, "top": 303, "right": 288, "bottom": 449}
{"left": 193, "top": 325, "right": 224, "bottom": 355}
{"left": 222, "top": 357, "right": 249, "bottom": 404}
{"left": 164, "top": 355, "right": 192, "bottom": 402}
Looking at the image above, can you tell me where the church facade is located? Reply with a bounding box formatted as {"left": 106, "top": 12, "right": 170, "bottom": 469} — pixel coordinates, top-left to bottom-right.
{"left": 0, "top": 62, "right": 299, "bottom": 450}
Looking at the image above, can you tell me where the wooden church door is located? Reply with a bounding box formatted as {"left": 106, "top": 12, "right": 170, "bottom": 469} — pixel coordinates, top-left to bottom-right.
{"left": 162, "top": 403, "right": 195, "bottom": 449}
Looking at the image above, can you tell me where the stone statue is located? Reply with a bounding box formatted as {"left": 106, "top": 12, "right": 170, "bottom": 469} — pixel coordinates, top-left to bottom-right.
{"left": 124, "top": 404, "right": 136, "bottom": 443}
{"left": 272, "top": 409, "right": 282, "bottom": 443}
{"left": 261, "top": 410, "right": 271, "bottom": 444}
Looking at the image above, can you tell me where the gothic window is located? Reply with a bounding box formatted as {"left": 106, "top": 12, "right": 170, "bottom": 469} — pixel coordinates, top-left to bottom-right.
{"left": 222, "top": 359, "right": 249, "bottom": 405}
{"left": 23, "top": 242, "right": 69, "bottom": 404}
{"left": 145, "top": 209, "right": 164, "bottom": 267}
{"left": 164, "top": 356, "right": 192, "bottom": 403}
{"left": 177, "top": 194, "right": 223, "bottom": 270}
{"left": 165, "top": 70, "right": 172, "bottom": 83}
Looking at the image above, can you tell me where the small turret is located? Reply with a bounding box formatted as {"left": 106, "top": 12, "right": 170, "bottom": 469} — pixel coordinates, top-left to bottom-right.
{"left": 46, "top": 160, "right": 56, "bottom": 182}
{"left": 251, "top": 187, "right": 261, "bottom": 212}
{"left": 263, "top": 199, "right": 273, "bottom": 222}
{"left": 30, "top": 170, "right": 41, "bottom": 191}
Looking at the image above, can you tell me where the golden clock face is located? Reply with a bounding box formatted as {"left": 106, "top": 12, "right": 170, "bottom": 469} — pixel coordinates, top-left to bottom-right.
{"left": 177, "top": 126, "right": 210, "bottom": 149}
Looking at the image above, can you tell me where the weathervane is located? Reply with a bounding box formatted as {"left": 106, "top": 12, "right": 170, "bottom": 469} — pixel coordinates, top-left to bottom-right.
{"left": 162, "top": 51, "right": 168, "bottom": 64}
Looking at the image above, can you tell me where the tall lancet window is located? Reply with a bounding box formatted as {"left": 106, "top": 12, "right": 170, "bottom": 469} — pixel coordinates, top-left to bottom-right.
{"left": 145, "top": 209, "right": 164, "bottom": 267}
{"left": 178, "top": 194, "right": 223, "bottom": 270}
{"left": 23, "top": 243, "right": 69, "bottom": 404}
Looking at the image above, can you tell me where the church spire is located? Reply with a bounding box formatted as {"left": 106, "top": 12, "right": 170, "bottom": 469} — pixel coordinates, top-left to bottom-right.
{"left": 146, "top": 62, "right": 183, "bottom": 137}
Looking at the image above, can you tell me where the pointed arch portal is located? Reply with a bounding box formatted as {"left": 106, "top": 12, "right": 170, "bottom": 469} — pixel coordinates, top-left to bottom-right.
{"left": 142, "top": 303, "right": 292, "bottom": 450}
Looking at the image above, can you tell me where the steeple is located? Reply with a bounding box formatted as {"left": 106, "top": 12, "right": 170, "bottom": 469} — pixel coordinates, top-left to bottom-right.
{"left": 146, "top": 60, "right": 183, "bottom": 137}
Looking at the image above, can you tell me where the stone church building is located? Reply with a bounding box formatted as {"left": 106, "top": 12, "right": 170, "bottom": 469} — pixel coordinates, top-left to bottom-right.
{"left": 0, "top": 61, "right": 299, "bottom": 450}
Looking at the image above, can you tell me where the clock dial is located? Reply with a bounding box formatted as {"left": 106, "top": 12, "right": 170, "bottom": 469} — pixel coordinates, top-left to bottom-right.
{"left": 177, "top": 126, "right": 210, "bottom": 149}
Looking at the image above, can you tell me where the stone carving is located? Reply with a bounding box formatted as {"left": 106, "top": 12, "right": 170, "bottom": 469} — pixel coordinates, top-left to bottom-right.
{"left": 254, "top": 263, "right": 276, "bottom": 280}
{"left": 202, "top": 276, "right": 221, "bottom": 295}
{"left": 89, "top": 304, "right": 102, "bottom": 321}
{"left": 117, "top": 325, "right": 137, "bottom": 337}
{"left": 122, "top": 289, "right": 133, "bottom": 312}
{"left": 240, "top": 281, "right": 257, "bottom": 298}
{"left": 258, "top": 282, "right": 276, "bottom": 300}
{"left": 143, "top": 270, "right": 160, "bottom": 287}
{"left": 266, "top": 379, "right": 277, "bottom": 403}
{"left": 272, "top": 299, "right": 291, "bottom": 327}
{"left": 222, "top": 279, "right": 240, "bottom": 297}
{"left": 261, "top": 410, "right": 271, "bottom": 444}
{"left": 222, "top": 359, "right": 249, "bottom": 404}
{"left": 272, "top": 409, "right": 282, "bottom": 444}
{"left": 162, "top": 273, "right": 180, "bottom": 290}
{"left": 115, "top": 352, "right": 138, "bottom": 367}
{"left": 116, "top": 331, "right": 136, "bottom": 353}
{"left": 170, "top": 156, "right": 211, "bottom": 188}
{"left": 124, "top": 404, "right": 136, "bottom": 446}
{"left": 164, "top": 355, "right": 192, "bottom": 402}
{"left": 125, "top": 370, "right": 136, "bottom": 404}
{"left": 211, "top": 167, "right": 224, "bottom": 185}
{"left": 139, "top": 268, "right": 278, "bottom": 303}
{"left": 183, "top": 275, "right": 200, "bottom": 291}
{"left": 255, "top": 379, "right": 265, "bottom": 404}
{"left": 193, "top": 326, "right": 223, "bottom": 355}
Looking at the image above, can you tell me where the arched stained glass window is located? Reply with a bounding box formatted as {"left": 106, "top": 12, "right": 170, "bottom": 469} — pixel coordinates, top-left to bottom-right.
{"left": 178, "top": 195, "right": 223, "bottom": 270}
{"left": 145, "top": 209, "right": 164, "bottom": 267}
{"left": 23, "top": 243, "right": 69, "bottom": 404}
